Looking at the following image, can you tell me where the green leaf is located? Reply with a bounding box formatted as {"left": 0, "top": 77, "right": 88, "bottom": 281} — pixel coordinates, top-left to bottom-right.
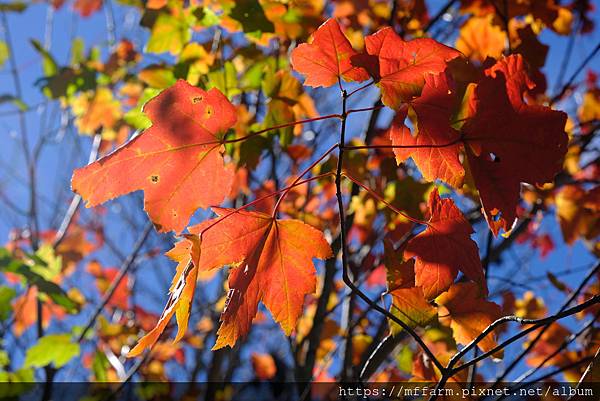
{"left": 138, "top": 65, "right": 176, "bottom": 89}
{"left": 263, "top": 99, "right": 295, "bottom": 147}
{"left": 0, "top": 286, "right": 16, "bottom": 321}
{"left": 36, "top": 280, "right": 78, "bottom": 313}
{"left": 0, "top": 350, "right": 9, "bottom": 367}
{"left": 70, "top": 37, "right": 85, "bottom": 66}
{"left": 0, "top": 94, "right": 27, "bottom": 111}
{"left": 24, "top": 334, "right": 80, "bottom": 369}
{"left": 229, "top": 0, "right": 274, "bottom": 35}
{"left": 30, "top": 39, "right": 58, "bottom": 76}
{"left": 0, "top": 248, "right": 77, "bottom": 313}
{"left": 395, "top": 346, "right": 413, "bottom": 373}
{"left": 146, "top": 12, "right": 190, "bottom": 55}
{"left": 31, "top": 244, "right": 62, "bottom": 281}
{"left": 0, "top": 368, "right": 34, "bottom": 397}
{"left": 0, "top": 41, "right": 8, "bottom": 69}
{"left": 123, "top": 88, "right": 160, "bottom": 130}
{"left": 207, "top": 61, "right": 240, "bottom": 98}
{"left": 0, "top": 2, "right": 27, "bottom": 12}
{"left": 92, "top": 350, "right": 110, "bottom": 381}
{"left": 192, "top": 7, "right": 220, "bottom": 27}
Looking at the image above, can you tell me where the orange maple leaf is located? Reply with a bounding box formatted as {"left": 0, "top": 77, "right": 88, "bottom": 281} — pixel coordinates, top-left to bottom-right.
{"left": 190, "top": 208, "right": 332, "bottom": 349}
{"left": 73, "top": 0, "right": 102, "bottom": 17}
{"left": 72, "top": 80, "right": 236, "bottom": 233}
{"left": 436, "top": 282, "right": 502, "bottom": 354}
{"left": 128, "top": 235, "right": 200, "bottom": 357}
{"left": 251, "top": 353, "right": 277, "bottom": 380}
{"left": 291, "top": 18, "right": 369, "bottom": 88}
{"left": 351, "top": 26, "right": 460, "bottom": 109}
{"left": 404, "top": 189, "right": 486, "bottom": 300}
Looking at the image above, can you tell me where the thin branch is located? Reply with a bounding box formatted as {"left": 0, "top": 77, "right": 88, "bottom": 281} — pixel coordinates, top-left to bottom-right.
{"left": 490, "top": 262, "right": 600, "bottom": 384}
{"left": 335, "top": 89, "right": 446, "bottom": 373}
{"left": 509, "top": 356, "right": 594, "bottom": 394}
{"left": 346, "top": 81, "right": 376, "bottom": 98}
{"left": 53, "top": 134, "right": 102, "bottom": 248}
{"left": 224, "top": 114, "right": 342, "bottom": 144}
{"left": 550, "top": 42, "right": 600, "bottom": 105}
{"left": 76, "top": 221, "right": 154, "bottom": 343}
{"left": 512, "top": 311, "right": 599, "bottom": 384}
{"left": 342, "top": 171, "right": 429, "bottom": 226}
{"left": 273, "top": 143, "right": 339, "bottom": 216}
{"left": 342, "top": 137, "right": 462, "bottom": 150}
{"left": 455, "top": 294, "right": 600, "bottom": 374}
{"left": 424, "top": 0, "right": 458, "bottom": 33}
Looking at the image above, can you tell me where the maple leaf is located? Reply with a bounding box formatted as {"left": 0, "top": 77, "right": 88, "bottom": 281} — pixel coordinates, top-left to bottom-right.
{"left": 87, "top": 261, "right": 129, "bottom": 311}
{"left": 462, "top": 55, "right": 568, "bottom": 234}
{"left": 390, "top": 72, "right": 465, "bottom": 187}
{"left": 436, "top": 282, "right": 502, "bottom": 353}
{"left": 13, "top": 287, "right": 66, "bottom": 336}
{"left": 146, "top": 11, "right": 191, "bottom": 55}
{"left": 73, "top": 0, "right": 102, "bottom": 18}
{"left": 555, "top": 185, "right": 600, "bottom": 245}
{"left": 189, "top": 208, "right": 332, "bottom": 349}
{"left": 290, "top": 18, "right": 369, "bottom": 88}
{"left": 455, "top": 15, "right": 507, "bottom": 63}
{"left": 351, "top": 27, "right": 460, "bottom": 109}
{"left": 251, "top": 353, "right": 277, "bottom": 380}
{"left": 384, "top": 240, "right": 437, "bottom": 333}
{"left": 72, "top": 80, "right": 236, "bottom": 233}
{"left": 71, "top": 87, "right": 122, "bottom": 137}
{"left": 404, "top": 189, "right": 485, "bottom": 300}
{"left": 128, "top": 235, "right": 200, "bottom": 357}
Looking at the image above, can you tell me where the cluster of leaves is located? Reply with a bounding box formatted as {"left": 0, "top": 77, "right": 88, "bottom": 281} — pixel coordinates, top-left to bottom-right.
{"left": 0, "top": 0, "right": 599, "bottom": 394}
{"left": 70, "top": 7, "right": 573, "bottom": 355}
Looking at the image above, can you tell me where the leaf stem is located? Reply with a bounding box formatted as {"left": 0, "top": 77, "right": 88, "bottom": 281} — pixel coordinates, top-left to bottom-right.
{"left": 272, "top": 143, "right": 339, "bottom": 217}
{"left": 341, "top": 172, "right": 429, "bottom": 226}
{"left": 223, "top": 114, "right": 342, "bottom": 145}
{"left": 346, "top": 105, "right": 385, "bottom": 115}
{"left": 197, "top": 172, "right": 335, "bottom": 241}
{"left": 342, "top": 137, "right": 462, "bottom": 150}
{"left": 346, "top": 80, "right": 376, "bottom": 98}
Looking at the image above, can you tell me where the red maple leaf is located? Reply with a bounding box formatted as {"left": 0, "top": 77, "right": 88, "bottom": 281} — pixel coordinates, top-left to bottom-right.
{"left": 389, "top": 71, "right": 465, "bottom": 187}
{"left": 352, "top": 26, "right": 460, "bottom": 109}
{"left": 463, "top": 55, "right": 568, "bottom": 234}
{"left": 404, "top": 189, "right": 486, "bottom": 299}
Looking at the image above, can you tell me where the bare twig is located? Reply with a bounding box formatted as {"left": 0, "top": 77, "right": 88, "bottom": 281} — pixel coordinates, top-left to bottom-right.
{"left": 76, "top": 222, "right": 153, "bottom": 343}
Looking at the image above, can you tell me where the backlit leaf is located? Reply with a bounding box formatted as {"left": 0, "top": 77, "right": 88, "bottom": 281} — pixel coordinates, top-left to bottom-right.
{"left": 462, "top": 55, "right": 568, "bottom": 234}
{"left": 390, "top": 72, "right": 465, "bottom": 187}
{"left": 291, "top": 18, "right": 369, "bottom": 88}
{"left": 72, "top": 80, "right": 236, "bottom": 233}
{"left": 405, "top": 189, "right": 485, "bottom": 299}
{"left": 190, "top": 208, "right": 332, "bottom": 349}
{"left": 128, "top": 235, "right": 200, "bottom": 357}
{"left": 436, "top": 282, "right": 502, "bottom": 353}
{"left": 352, "top": 26, "right": 460, "bottom": 109}
{"left": 24, "top": 334, "right": 80, "bottom": 369}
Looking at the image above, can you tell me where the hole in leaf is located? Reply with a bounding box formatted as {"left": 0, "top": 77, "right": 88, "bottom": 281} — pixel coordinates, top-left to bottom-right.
{"left": 489, "top": 152, "right": 501, "bottom": 163}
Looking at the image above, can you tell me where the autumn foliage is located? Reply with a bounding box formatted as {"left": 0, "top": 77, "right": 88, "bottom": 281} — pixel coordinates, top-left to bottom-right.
{"left": 0, "top": 0, "right": 599, "bottom": 398}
